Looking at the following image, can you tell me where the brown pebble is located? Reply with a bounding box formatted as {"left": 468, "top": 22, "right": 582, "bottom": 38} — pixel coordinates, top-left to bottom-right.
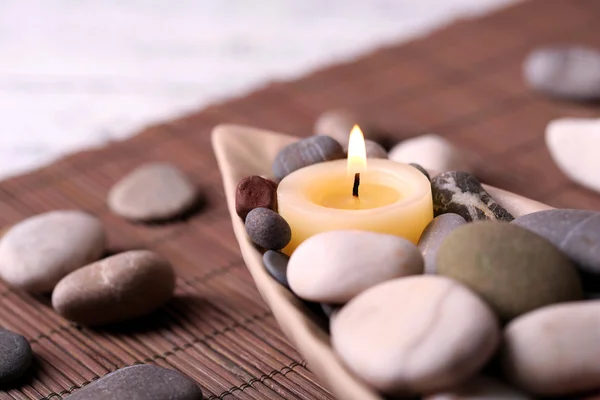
{"left": 245, "top": 208, "right": 291, "bottom": 250}
{"left": 235, "top": 176, "right": 278, "bottom": 220}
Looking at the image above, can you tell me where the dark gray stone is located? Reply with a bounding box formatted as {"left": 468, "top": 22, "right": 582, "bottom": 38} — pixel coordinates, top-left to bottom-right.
{"left": 0, "top": 328, "right": 32, "bottom": 386}
{"left": 320, "top": 303, "right": 341, "bottom": 318}
{"left": 273, "top": 136, "right": 345, "bottom": 180}
{"left": 65, "top": 365, "right": 203, "bottom": 400}
{"left": 523, "top": 46, "right": 600, "bottom": 101}
{"left": 431, "top": 171, "right": 514, "bottom": 222}
{"left": 513, "top": 209, "right": 600, "bottom": 274}
{"left": 263, "top": 250, "right": 289, "bottom": 288}
{"left": 245, "top": 208, "right": 291, "bottom": 250}
{"left": 418, "top": 213, "right": 467, "bottom": 274}
{"left": 409, "top": 163, "right": 430, "bottom": 181}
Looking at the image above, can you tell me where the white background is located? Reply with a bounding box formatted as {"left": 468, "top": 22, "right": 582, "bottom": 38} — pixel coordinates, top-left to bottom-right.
{"left": 0, "top": 0, "right": 516, "bottom": 179}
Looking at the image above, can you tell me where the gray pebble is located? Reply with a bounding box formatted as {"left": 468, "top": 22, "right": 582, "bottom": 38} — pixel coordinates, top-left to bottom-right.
{"left": 418, "top": 213, "right": 467, "bottom": 274}
{"left": 245, "top": 208, "right": 291, "bottom": 250}
{"left": 320, "top": 303, "right": 340, "bottom": 318}
{"left": 365, "top": 140, "right": 387, "bottom": 159}
{"left": 523, "top": 46, "right": 600, "bottom": 101}
{"left": 432, "top": 171, "right": 514, "bottom": 222}
{"left": 263, "top": 250, "right": 289, "bottom": 288}
{"left": 410, "top": 163, "right": 431, "bottom": 181}
{"left": 0, "top": 210, "right": 106, "bottom": 293}
{"left": 108, "top": 162, "right": 198, "bottom": 221}
{"left": 512, "top": 209, "right": 600, "bottom": 274}
{"left": 272, "top": 136, "right": 345, "bottom": 180}
{"left": 0, "top": 329, "right": 32, "bottom": 386}
{"left": 64, "top": 364, "right": 203, "bottom": 400}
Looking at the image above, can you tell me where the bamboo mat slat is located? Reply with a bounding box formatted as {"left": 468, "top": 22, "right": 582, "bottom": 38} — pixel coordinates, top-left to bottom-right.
{"left": 1, "top": 0, "right": 600, "bottom": 398}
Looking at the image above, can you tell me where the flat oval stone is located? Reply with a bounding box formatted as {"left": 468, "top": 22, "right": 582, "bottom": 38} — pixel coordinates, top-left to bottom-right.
{"left": 108, "top": 162, "right": 198, "bottom": 221}
{"left": 64, "top": 364, "right": 203, "bottom": 400}
{"left": 426, "top": 375, "right": 532, "bottom": 400}
{"left": 418, "top": 213, "right": 467, "bottom": 274}
{"left": 0, "top": 210, "right": 105, "bottom": 293}
{"left": 432, "top": 171, "right": 514, "bottom": 222}
{"left": 503, "top": 301, "right": 600, "bottom": 396}
{"left": 235, "top": 176, "right": 277, "bottom": 221}
{"left": 262, "top": 250, "right": 289, "bottom": 288}
{"left": 523, "top": 46, "right": 600, "bottom": 101}
{"left": 389, "top": 134, "right": 472, "bottom": 173}
{"left": 512, "top": 209, "right": 600, "bottom": 274}
{"left": 437, "top": 221, "right": 583, "bottom": 321}
{"left": 332, "top": 276, "right": 499, "bottom": 395}
{"left": 272, "top": 135, "right": 345, "bottom": 180}
{"left": 546, "top": 118, "right": 600, "bottom": 195}
{"left": 0, "top": 329, "right": 32, "bottom": 386}
{"left": 52, "top": 250, "right": 176, "bottom": 326}
{"left": 288, "top": 230, "right": 424, "bottom": 303}
{"left": 245, "top": 208, "right": 291, "bottom": 250}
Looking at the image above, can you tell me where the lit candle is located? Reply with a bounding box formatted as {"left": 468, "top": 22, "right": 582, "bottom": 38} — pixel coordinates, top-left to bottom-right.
{"left": 277, "top": 126, "right": 433, "bottom": 255}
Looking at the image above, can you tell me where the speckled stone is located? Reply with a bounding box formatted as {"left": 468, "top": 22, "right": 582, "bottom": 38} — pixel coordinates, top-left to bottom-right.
{"left": 288, "top": 230, "right": 424, "bottom": 303}
{"left": 513, "top": 209, "right": 600, "bottom": 274}
{"left": 432, "top": 171, "right": 514, "bottom": 222}
{"left": 108, "top": 162, "right": 198, "bottom": 221}
{"left": 0, "top": 329, "right": 32, "bottom": 386}
{"left": 262, "top": 250, "right": 289, "bottom": 288}
{"left": 410, "top": 163, "right": 430, "bottom": 181}
{"left": 0, "top": 210, "right": 105, "bottom": 293}
{"left": 245, "top": 208, "right": 291, "bottom": 250}
{"left": 235, "top": 176, "right": 277, "bottom": 220}
{"left": 503, "top": 301, "right": 600, "bottom": 396}
{"left": 418, "top": 213, "right": 467, "bottom": 274}
{"left": 272, "top": 135, "right": 345, "bottom": 180}
{"left": 64, "top": 364, "right": 203, "bottom": 400}
{"left": 437, "top": 221, "right": 583, "bottom": 321}
{"left": 52, "top": 250, "right": 176, "bottom": 326}
{"left": 523, "top": 46, "right": 600, "bottom": 101}
{"left": 332, "top": 276, "right": 500, "bottom": 395}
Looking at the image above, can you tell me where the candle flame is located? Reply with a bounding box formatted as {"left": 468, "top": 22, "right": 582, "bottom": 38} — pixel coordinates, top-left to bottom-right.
{"left": 347, "top": 125, "right": 367, "bottom": 174}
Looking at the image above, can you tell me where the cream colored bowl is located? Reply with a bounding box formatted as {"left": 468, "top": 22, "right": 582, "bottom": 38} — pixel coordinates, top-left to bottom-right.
{"left": 212, "top": 124, "right": 553, "bottom": 400}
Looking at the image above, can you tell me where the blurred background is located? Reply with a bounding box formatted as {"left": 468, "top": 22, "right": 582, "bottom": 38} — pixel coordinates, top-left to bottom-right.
{"left": 0, "top": 0, "right": 516, "bottom": 179}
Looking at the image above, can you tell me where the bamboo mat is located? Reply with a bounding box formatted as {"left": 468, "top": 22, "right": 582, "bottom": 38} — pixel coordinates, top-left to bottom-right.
{"left": 1, "top": 0, "right": 600, "bottom": 399}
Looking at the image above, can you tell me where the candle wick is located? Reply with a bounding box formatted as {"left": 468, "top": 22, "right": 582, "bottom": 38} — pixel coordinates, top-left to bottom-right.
{"left": 352, "top": 173, "right": 360, "bottom": 198}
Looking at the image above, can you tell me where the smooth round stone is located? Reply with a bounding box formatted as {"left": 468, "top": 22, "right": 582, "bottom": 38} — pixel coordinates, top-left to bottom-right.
{"left": 288, "top": 230, "right": 424, "bottom": 303}
{"left": 314, "top": 109, "right": 377, "bottom": 148}
{"left": 108, "top": 162, "right": 197, "bottom": 221}
{"left": 365, "top": 140, "right": 387, "bottom": 159}
{"left": 0, "top": 329, "right": 32, "bottom": 386}
{"left": 546, "top": 118, "right": 600, "bottom": 195}
{"left": 437, "top": 221, "right": 583, "bottom": 321}
{"left": 0, "top": 210, "right": 105, "bottom": 293}
{"left": 523, "top": 46, "right": 600, "bottom": 101}
{"left": 235, "top": 176, "right": 278, "bottom": 220}
{"left": 418, "top": 213, "right": 467, "bottom": 274}
{"left": 272, "top": 135, "right": 345, "bottom": 180}
{"left": 245, "top": 208, "right": 291, "bottom": 250}
{"left": 52, "top": 250, "right": 176, "bottom": 326}
{"left": 389, "top": 134, "right": 472, "bottom": 173}
{"left": 332, "top": 276, "right": 500, "bottom": 395}
{"left": 512, "top": 209, "right": 600, "bottom": 274}
{"left": 410, "top": 163, "right": 430, "bottom": 181}
{"left": 426, "top": 375, "right": 532, "bottom": 400}
{"left": 503, "top": 301, "right": 600, "bottom": 396}
{"left": 64, "top": 364, "right": 203, "bottom": 400}
{"left": 262, "top": 250, "right": 289, "bottom": 288}
{"left": 432, "top": 171, "right": 514, "bottom": 222}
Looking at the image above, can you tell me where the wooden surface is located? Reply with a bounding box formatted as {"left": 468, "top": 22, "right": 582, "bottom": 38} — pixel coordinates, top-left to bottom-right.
{"left": 1, "top": 0, "right": 600, "bottom": 398}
